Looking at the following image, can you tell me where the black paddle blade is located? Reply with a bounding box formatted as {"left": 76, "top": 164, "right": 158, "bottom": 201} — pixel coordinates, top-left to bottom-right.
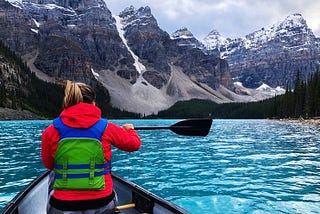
{"left": 170, "top": 118, "right": 212, "bottom": 136}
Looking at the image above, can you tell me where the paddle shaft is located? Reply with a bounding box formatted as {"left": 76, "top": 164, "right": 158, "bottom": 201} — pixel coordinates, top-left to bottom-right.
{"left": 135, "top": 126, "right": 190, "bottom": 130}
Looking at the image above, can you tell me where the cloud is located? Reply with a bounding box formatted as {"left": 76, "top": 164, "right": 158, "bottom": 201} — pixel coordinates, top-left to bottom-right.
{"left": 105, "top": 0, "right": 320, "bottom": 39}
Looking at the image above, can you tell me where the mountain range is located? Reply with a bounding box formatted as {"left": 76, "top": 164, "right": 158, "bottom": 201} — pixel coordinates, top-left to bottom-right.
{"left": 173, "top": 13, "right": 320, "bottom": 89}
{"left": 2, "top": 0, "right": 319, "bottom": 115}
{"left": 202, "top": 13, "right": 320, "bottom": 89}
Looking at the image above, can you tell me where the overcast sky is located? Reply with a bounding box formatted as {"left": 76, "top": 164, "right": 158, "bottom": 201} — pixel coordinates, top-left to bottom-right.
{"left": 105, "top": 0, "right": 320, "bottom": 40}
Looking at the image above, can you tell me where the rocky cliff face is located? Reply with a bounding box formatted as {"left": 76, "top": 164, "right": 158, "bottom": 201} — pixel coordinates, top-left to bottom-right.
{"left": 169, "top": 27, "right": 233, "bottom": 89}
{"left": 118, "top": 6, "right": 172, "bottom": 89}
{"left": 5, "top": 0, "right": 137, "bottom": 85}
{"left": 107, "top": 6, "right": 237, "bottom": 114}
{"left": 119, "top": 6, "right": 233, "bottom": 90}
{"left": 0, "top": 1, "right": 38, "bottom": 55}
{"left": 203, "top": 14, "right": 320, "bottom": 88}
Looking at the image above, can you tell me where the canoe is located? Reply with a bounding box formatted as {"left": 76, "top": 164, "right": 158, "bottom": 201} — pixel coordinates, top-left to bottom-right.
{"left": 1, "top": 171, "right": 189, "bottom": 214}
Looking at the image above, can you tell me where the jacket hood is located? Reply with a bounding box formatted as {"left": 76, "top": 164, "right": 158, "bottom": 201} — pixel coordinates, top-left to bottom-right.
{"left": 60, "top": 103, "right": 102, "bottom": 128}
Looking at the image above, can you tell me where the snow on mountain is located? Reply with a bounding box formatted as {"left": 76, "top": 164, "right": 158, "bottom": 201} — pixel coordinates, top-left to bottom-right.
{"left": 119, "top": 6, "right": 156, "bottom": 29}
{"left": 7, "top": 0, "right": 23, "bottom": 8}
{"left": 202, "top": 29, "right": 230, "bottom": 50}
{"left": 202, "top": 13, "right": 320, "bottom": 90}
{"left": 256, "top": 83, "right": 285, "bottom": 95}
{"left": 233, "top": 82, "right": 285, "bottom": 100}
{"left": 203, "top": 13, "right": 316, "bottom": 57}
{"left": 221, "top": 13, "right": 316, "bottom": 56}
{"left": 7, "top": 0, "right": 22, "bottom": 4}
{"left": 241, "top": 13, "right": 315, "bottom": 50}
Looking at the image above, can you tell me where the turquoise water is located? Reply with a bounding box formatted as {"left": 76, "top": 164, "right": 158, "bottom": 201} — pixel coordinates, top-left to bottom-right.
{"left": 0, "top": 119, "right": 319, "bottom": 214}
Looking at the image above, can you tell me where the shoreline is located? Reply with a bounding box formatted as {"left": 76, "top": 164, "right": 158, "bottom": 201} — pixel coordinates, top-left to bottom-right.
{"left": 277, "top": 118, "right": 320, "bottom": 125}
{"left": 1, "top": 106, "right": 320, "bottom": 125}
{"left": 0, "top": 107, "right": 46, "bottom": 120}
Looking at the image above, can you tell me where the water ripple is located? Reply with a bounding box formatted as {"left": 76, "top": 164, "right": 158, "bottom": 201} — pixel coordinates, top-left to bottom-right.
{"left": 0, "top": 119, "right": 320, "bottom": 214}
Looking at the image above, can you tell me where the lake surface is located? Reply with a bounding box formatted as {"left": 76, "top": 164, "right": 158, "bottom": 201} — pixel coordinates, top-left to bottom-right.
{"left": 0, "top": 119, "right": 319, "bottom": 213}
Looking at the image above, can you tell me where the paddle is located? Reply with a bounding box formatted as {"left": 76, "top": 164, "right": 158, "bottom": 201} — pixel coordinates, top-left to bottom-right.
{"left": 134, "top": 118, "right": 212, "bottom": 136}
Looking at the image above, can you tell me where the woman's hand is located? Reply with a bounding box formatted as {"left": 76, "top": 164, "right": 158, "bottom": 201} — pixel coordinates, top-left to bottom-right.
{"left": 122, "top": 124, "right": 134, "bottom": 130}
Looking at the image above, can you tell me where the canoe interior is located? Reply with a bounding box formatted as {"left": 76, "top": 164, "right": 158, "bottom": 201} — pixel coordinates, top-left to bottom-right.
{"left": 1, "top": 171, "right": 49, "bottom": 214}
{"left": 1, "top": 171, "right": 188, "bottom": 214}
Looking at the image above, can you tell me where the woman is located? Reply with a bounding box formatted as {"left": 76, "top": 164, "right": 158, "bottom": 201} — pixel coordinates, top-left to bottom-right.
{"left": 41, "top": 80, "right": 141, "bottom": 214}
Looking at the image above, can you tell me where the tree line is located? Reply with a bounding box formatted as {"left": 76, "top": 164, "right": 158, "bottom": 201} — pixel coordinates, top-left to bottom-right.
{"left": 275, "top": 70, "right": 320, "bottom": 118}
{"left": 158, "top": 70, "right": 320, "bottom": 119}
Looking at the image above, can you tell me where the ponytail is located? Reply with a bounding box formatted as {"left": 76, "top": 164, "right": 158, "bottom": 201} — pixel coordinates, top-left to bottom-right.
{"left": 62, "top": 81, "right": 95, "bottom": 109}
{"left": 63, "top": 81, "right": 83, "bottom": 109}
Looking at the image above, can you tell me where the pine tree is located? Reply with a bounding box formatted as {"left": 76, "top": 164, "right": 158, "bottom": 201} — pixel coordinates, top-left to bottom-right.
{"left": 294, "top": 70, "right": 303, "bottom": 117}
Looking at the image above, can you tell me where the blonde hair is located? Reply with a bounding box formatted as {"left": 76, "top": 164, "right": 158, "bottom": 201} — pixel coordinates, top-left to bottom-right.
{"left": 63, "top": 80, "right": 96, "bottom": 109}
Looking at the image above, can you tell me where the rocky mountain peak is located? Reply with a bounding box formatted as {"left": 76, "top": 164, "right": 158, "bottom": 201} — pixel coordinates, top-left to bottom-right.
{"left": 206, "top": 29, "right": 222, "bottom": 37}
{"left": 243, "top": 13, "right": 315, "bottom": 48}
{"left": 120, "top": 5, "right": 151, "bottom": 15}
{"left": 171, "top": 27, "right": 204, "bottom": 49}
{"left": 171, "top": 27, "right": 194, "bottom": 39}
{"left": 279, "top": 13, "right": 307, "bottom": 29}
{"left": 119, "top": 5, "right": 156, "bottom": 28}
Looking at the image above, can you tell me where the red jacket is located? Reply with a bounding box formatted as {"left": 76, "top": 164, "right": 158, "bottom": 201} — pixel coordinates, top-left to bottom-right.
{"left": 41, "top": 103, "right": 141, "bottom": 201}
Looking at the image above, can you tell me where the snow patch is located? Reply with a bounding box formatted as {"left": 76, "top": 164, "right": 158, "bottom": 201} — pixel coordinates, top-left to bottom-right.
{"left": 32, "top": 19, "right": 40, "bottom": 28}
{"left": 256, "top": 83, "right": 285, "bottom": 95}
{"left": 91, "top": 68, "right": 99, "bottom": 80}
{"left": 234, "top": 81, "right": 243, "bottom": 87}
{"left": 113, "top": 15, "right": 146, "bottom": 74}
{"left": 7, "top": 0, "right": 23, "bottom": 8}
{"left": 233, "top": 82, "right": 285, "bottom": 100}
{"left": 256, "top": 83, "right": 272, "bottom": 91}
{"left": 30, "top": 28, "right": 38, "bottom": 34}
